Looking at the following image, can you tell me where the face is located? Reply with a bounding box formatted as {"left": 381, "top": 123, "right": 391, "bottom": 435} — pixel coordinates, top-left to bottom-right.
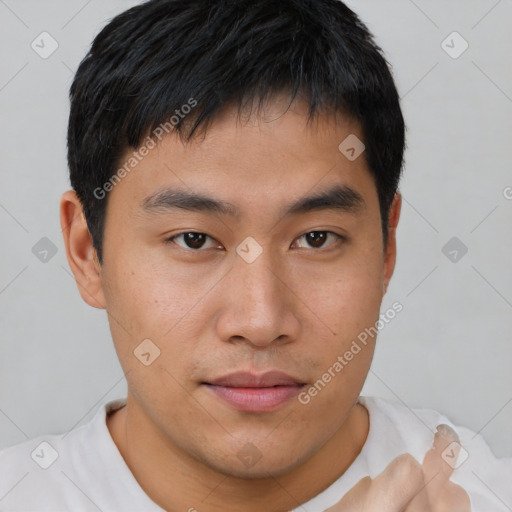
{"left": 84, "top": 97, "right": 398, "bottom": 477}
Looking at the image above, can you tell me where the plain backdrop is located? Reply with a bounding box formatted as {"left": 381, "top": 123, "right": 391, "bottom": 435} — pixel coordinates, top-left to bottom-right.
{"left": 1, "top": 0, "right": 511, "bottom": 458}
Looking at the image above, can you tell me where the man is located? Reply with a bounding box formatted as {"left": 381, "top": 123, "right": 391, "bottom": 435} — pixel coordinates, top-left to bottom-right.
{"left": 0, "top": 0, "right": 510, "bottom": 510}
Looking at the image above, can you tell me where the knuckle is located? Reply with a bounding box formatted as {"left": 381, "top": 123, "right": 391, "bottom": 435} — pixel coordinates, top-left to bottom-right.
{"left": 389, "top": 453, "right": 423, "bottom": 486}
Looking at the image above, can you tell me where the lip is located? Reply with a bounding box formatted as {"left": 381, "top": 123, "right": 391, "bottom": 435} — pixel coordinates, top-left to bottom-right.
{"left": 203, "top": 371, "right": 306, "bottom": 413}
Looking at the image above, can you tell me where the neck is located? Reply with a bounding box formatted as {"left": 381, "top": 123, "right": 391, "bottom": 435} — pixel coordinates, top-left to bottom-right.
{"left": 107, "top": 396, "right": 369, "bottom": 511}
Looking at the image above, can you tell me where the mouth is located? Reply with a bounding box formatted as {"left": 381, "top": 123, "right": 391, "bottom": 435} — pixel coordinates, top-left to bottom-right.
{"left": 202, "top": 371, "right": 307, "bottom": 413}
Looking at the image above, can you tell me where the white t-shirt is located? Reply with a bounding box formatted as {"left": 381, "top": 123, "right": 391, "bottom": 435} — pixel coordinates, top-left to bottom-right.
{"left": 0, "top": 396, "right": 510, "bottom": 511}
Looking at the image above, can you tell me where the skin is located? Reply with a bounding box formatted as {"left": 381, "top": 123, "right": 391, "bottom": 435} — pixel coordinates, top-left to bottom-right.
{"left": 61, "top": 95, "right": 404, "bottom": 511}
{"left": 327, "top": 425, "right": 471, "bottom": 511}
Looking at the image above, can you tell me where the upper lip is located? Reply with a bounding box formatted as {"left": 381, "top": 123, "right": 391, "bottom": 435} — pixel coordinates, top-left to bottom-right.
{"left": 205, "top": 371, "right": 305, "bottom": 388}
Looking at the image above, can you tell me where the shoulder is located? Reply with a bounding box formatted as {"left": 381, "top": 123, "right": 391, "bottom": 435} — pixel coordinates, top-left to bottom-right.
{"left": 360, "top": 396, "right": 512, "bottom": 512}
{"left": 0, "top": 426, "right": 93, "bottom": 511}
{"left": 0, "top": 398, "right": 136, "bottom": 511}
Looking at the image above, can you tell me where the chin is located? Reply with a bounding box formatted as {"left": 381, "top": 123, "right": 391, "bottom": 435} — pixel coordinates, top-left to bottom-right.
{"left": 220, "top": 460, "right": 302, "bottom": 480}
{"left": 199, "top": 444, "right": 309, "bottom": 480}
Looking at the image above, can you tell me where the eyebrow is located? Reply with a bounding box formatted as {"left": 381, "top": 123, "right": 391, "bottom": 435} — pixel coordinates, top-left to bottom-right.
{"left": 141, "top": 184, "right": 365, "bottom": 218}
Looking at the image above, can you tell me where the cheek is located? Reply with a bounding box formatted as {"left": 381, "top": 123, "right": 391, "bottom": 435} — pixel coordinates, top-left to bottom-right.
{"left": 100, "top": 246, "right": 226, "bottom": 386}
{"left": 296, "top": 269, "right": 379, "bottom": 418}
{"left": 102, "top": 247, "right": 204, "bottom": 335}
{"left": 295, "top": 250, "right": 384, "bottom": 344}
{"left": 291, "top": 242, "right": 383, "bottom": 401}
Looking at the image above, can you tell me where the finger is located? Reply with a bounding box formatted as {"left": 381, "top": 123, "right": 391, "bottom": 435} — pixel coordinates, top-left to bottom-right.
{"left": 323, "top": 476, "right": 372, "bottom": 512}
{"left": 423, "top": 424, "right": 459, "bottom": 478}
{"left": 434, "top": 481, "right": 472, "bottom": 512}
{"left": 401, "top": 479, "right": 430, "bottom": 512}
{"left": 421, "top": 424, "right": 459, "bottom": 505}
{"left": 393, "top": 426, "right": 461, "bottom": 512}
{"left": 368, "top": 454, "right": 427, "bottom": 511}
{"left": 325, "top": 455, "right": 426, "bottom": 512}
{"left": 402, "top": 486, "right": 431, "bottom": 512}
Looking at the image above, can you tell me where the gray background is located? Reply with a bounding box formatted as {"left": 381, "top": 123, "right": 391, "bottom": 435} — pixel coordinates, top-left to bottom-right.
{"left": 1, "top": 0, "right": 511, "bottom": 458}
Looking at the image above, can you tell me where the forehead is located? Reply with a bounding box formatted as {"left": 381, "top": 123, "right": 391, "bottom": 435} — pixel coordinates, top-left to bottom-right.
{"left": 107, "top": 98, "right": 377, "bottom": 220}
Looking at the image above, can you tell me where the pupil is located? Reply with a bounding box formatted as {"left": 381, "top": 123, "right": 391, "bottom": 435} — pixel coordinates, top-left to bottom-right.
{"left": 307, "top": 231, "right": 326, "bottom": 248}
{"left": 185, "top": 233, "right": 205, "bottom": 249}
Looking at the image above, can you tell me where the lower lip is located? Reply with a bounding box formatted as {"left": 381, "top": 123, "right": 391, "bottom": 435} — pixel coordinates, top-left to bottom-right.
{"left": 205, "top": 384, "right": 304, "bottom": 412}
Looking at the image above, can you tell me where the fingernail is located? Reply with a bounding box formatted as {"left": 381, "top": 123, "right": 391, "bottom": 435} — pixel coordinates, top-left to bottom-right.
{"left": 436, "top": 424, "right": 459, "bottom": 442}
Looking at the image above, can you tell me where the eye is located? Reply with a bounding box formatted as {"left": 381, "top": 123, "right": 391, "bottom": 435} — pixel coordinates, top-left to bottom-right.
{"left": 293, "top": 231, "right": 345, "bottom": 250}
{"left": 166, "top": 232, "right": 221, "bottom": 250}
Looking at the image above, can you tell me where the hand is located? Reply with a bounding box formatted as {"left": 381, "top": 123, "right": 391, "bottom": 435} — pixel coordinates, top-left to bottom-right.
{"left": 324, "top": 424, "right": 471, "bottom": 511}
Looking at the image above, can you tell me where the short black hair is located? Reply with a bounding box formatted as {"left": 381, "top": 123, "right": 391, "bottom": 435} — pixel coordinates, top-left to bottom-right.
{"left": 68, "top": 0, "right": 405, "bottom": 263}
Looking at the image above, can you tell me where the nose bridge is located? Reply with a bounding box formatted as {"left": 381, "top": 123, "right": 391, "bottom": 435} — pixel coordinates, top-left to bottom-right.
{"left": 236, "top": 244, "right": 285, "bottom": 317}
{"left": 239, "top": 249, "right": 281, "bottom": 307}
{"left": 216, "top": 244, "right": 298, "bottom": 346}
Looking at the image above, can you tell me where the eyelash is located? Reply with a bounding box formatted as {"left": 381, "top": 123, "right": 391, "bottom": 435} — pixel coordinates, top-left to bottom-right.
{"left": 165, "top": 231, "right": 346, "bottom": 252}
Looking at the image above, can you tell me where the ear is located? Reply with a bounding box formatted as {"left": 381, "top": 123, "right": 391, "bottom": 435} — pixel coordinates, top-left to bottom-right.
{"left": 60, "top": 190, "right": 106, "bottom": 309}
{"left": 382, "top": 192, "right": 402, "bottom": 296}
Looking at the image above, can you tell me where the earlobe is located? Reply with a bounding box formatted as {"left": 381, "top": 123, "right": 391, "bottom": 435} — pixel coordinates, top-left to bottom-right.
{"left": 60, "top": 190, "right": 106, "bottom": 309}
{"left": 382, "top": 192, "right": 402, "bottom": 295}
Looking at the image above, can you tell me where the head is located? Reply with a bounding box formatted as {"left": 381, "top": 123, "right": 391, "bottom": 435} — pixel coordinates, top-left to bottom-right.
{"left": 62, "top": 0, "right": 404, "bottom": 478}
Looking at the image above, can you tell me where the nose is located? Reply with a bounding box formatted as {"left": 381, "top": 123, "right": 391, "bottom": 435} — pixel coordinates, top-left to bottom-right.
{"left": 215, "top": 247, "right": 301, "bottom": 348}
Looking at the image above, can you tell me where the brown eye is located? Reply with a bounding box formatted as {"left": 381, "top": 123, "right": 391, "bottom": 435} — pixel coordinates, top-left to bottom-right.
{"left": 167, "top": 232, "right": 218, "bottom": 250}
{"left": 294, "top": 231, "right": 344, "bottom": 249}
{"left": 305, "top": 231, "right": 327, "bottom": 248}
